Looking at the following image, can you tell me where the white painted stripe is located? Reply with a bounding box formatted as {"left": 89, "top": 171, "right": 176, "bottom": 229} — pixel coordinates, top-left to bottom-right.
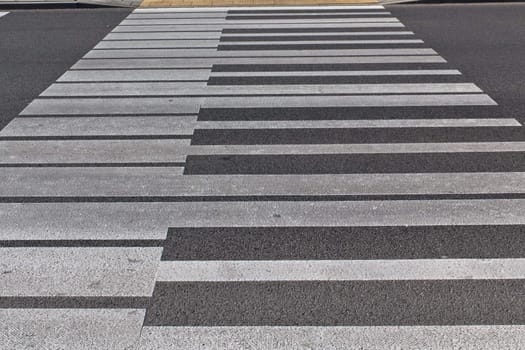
{"left": 95, "top": 39, "right": 422, "bottom": 49}
{"left": 0, "top": 116, "right": 197, "bottom": 136}
{"left": 157, "top": 259, "right": 525, "bottom": 281}
{"left": 84, "top": 48, "right": 434, "bottom": 59}
{"left": 120, "top": 18, "right": 400, "bottom": 25}
{"left": 0, "top": 247, "right": 162, "bottom": 296}
{"left": 187, "top": 142, "right": 525, "bottom": 155}
{"left": 2, "top": 199, "right": 525, "bottom": 240}
{"left": 0, "top": 140, "right": 190, "bottom": 164}
{"left": 111, "top": 23, "right": 405, "bottom": 32}
{"left": 221, "top": 31, "right": 415, "bottom": 37}
{"left": 129, "top": 11, "right": 391, "bottom": 19}
{"left": 133, "top": 6, "right": 385, "bottom": 12}
{"left": 195, "top": 118, "right": 520, "bottom": 129}
{"left": 95, "top": 40, "right": 219, "bottom": 49}
{"left": 218, "top": 39, "right": 424, "bottom": 45}
{"left": 57, "top": 69, "right": 210, "bottom": 82}
{"left": 41, "top": 83, "right": 483, "bottom": 97}
{"left": 1, "top": 170, "right": 524, "bottom": 197}
{"left": 138, "top": 325, "right": 525, "bottom": 350}
{"left": 1, "top": 309, "right": 144, "bottom": 350}
{"left": 72, "top": 55, "right": 446, "bottom": 69}
{"left": 105, "top": 32, "right": 222, "bottom": 40}
{"left": 106, "top": 31, "right": 413, "bottom": 40}
{"left": 0, "top": 12, "right": 8, "bottom": 18}
{"left": 211, "top": 69, "right": 460, "bottom": 77}
{"left": 21, "top": 95, "right": 495, "bottom": 115}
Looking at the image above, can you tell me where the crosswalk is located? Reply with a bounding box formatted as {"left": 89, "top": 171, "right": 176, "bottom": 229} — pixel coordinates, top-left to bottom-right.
{"left": 1, "top": 5, "right": 525, "bottom": 349}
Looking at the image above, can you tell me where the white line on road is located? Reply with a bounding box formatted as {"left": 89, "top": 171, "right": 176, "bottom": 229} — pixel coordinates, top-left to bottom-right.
{"left": 120, "top": 18, "right": 400, "bottom": 25}
{"left": 57, "top": 69, "right": 211, "bottom": 82}
{"left": 0, "top": 12, "right": 8, "bottom": 18}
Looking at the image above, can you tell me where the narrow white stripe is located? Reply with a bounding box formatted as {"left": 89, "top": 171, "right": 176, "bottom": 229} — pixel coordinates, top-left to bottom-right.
{"left": 0, "top": 140, "right": 190, "bottom": 164}
{"left": 84, "top": 48, "right": 434, "bottom": 59}
{"left": 57, "top": 69, "right": 210, "bottom": 82}
{"left": 210, "top": 69, "right": 460, "bottom": 77}
{"left": 0, "top": 247, "right": 162, "bottom": 296}
{"left": 1, "top": 171, "right": 524, "bottom": 197}
{"left": 105, "top": 32, "right": 222, "bottom": 40}
{"left": 221, "top": 31, "right": 415, "bottom": 37}
{"left": 218, "top": 39, "right": 424, "bottom": 45}
{"left": 133, "top": 6, "right": 385, "bottom": 12}
{"left": 112, "top": 23, "right": 405, "bottom": 32}
{"left": 72, "top": 55, "right": 446, "bottom": 69}
{"left": 2, "top": 199, "right": 525, "bottom": 240}
{"left": 188, "top": 142, "right": 525, "bottom": 155}
{"left": 1, "top": 309, "right": 145, "bottom": 350}
{"left": 41, "top": 83, "right": 482, "bottom": 97}
{"left": 95, "top": 40, "right": 218, "bottom": 49}
{"left": 157, "top": 259, "right": 525, "bottom": 281}
{"left": 138, "top": 325, "right": 525, "bottom": 350}
{"left": 0, "top": 116, "right": 197, "bottom": 136}
{"left": 120, "top": 18, "right": 400, "bottom": 25}
{"left": 195, "top": 118, "right": 519, "bottom": 129}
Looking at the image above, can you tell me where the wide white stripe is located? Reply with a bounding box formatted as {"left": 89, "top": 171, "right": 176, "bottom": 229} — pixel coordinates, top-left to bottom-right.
{"left": 187, "top": 142, "right": 525, "bottom": 155}
{"left": 105, "top": 32, "right": 222, "bottom": 40}
{"left": 195, "top": 118, "right": 519, "bottom": 129}
{"left": 211, "top": 69, "right": 460, "bottom": 77}
{"left": 84, "top": 48, "right": 434, "bottom": 59}
{"left": 95, "top": 40, "right": 218, "bottom": 49}
{"left": 221, "top": 31, "right": 415, "bottom": 37}
{"left": 0, "top": 247, "right": 162, "bottom": 296}
{"left": 120, "top": 18, "right": 400, "bottom": 25}
{"left": 218, "top": 39, "right": 424, "bottom": 45}
{"left": 57, "top": 69, "right": 210, "bottom": 82}
{"left": 41, "top": 83, "right": 482, "bottom": 97}
{"left": 2, "top": 199, "right": 525, "bottom": 240}
{"left": 111, "top": 23, "right": 405, "bottom": 32}
{"left": 72, "top": 55, "right": 446, "bottom": 69}
{"left": 129, "top": 11, "right": 391, "bottom": 19}
{"left": 157, "top": 259, "right": 525, "bottom": 281}
{"left": 1, "top": 171, "right": 524, "bottom": 197}
{"left": 1, "top": 309, "right": 144, "bottom": 350}
{"left": 138, "top": 325, "right": 525, "bottom": 350}
{"left": 0, "top": 140, "right": 190, "bottom": 164}
{"left": 133, "top": 6, "right": 385, "bottom": 12}
{"left": 0, "top": 116, "right": 197, "bottom": 136}
{"left": 21, "top": 95, "right": 495, "bottom": 115}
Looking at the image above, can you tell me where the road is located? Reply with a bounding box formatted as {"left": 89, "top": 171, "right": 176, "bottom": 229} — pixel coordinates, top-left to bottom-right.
{"left": 1, "top": 3, "right": 525, "bottom": 349}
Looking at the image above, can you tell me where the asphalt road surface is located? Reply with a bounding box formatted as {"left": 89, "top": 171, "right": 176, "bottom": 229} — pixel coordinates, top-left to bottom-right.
{"left": 1, "top": 3, "right": 525, "bottom": 349}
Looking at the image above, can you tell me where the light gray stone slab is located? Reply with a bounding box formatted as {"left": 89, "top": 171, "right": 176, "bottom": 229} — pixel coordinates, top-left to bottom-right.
{"left": 57, "top": 69, "right": 210, "bottom": 82}
{"left": 137, "top": 325, "right": 525, "bottom": 350}
{"left": 0, "top": 139, "right": 190, "bottom": 164}
{"left": 0, "top": 116, "right": 197, "bottom": 136}
{"left": 1, "top": 199, "right": 525, "bottom": 240}
{"left": 0, "top": 247, "right": 162, "bottom": 296}
{"left": 0, "top": 309, "right": 144, "bottom": 350}
{"left": 84, "top": 48, "right": 434, "bottom": 59}
{"left": 1, "top": 171, "right": 523, "bottom": 197}
{"left": 41, "top": 83, "right": 482, "bottom": 97}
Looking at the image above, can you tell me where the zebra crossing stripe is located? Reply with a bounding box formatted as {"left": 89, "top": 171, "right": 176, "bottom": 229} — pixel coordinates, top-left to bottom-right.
{"left": 0, "top": 247, "right": 161, "bottom": 296}
{"left": 57, "top": 69, "right": 211, "bottom": 82}
{"left": 120, "top": 18, "right": 400, "bottom": 26}
{"left": 0, "top": 12, "right": 8, "bottom": 18}
{"left": 137, "top": 325, "right": 525, "bottom": 350}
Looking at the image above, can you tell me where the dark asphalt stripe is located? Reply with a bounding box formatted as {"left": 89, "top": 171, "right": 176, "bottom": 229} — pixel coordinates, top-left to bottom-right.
{"left": 217, "top": 43, "right": 425, "bottom": 51}
{"left": 221, "top": 28, "right": 404, "bottom": 34}
{"left": 225, "top": 15, "right": 394, "bottom": 20}
{"left": 191, "top": 127, "right": 525, "bottom": 145}
{"left": 197, "top": 106, "right": 502, "bottom": 121}
{"left": 220, "top": 35, "right": 415, "bottom": 42}
{"left": 206, "top": 76, "right": 465, "bottom": 85}
{"left": 1, "top": 194, "right": 523, "bottom": 203}
{"left": 0, "top": 163, "right": 185, "bottom": 168}
{"left": 183, "top": 153, "right": 524, "bottom": 174}
{"left": 211, "top": 63, "right": 451, "bottom": 71}
{"left": 0, "top": 240, "right": 164, "bottom": 247}
{"left": 144, "top": 280, "right": 525, "bottom": 326}
{"left": 161, "top": 225, "right": 525, "bottom": 260}
{"left": 0, "top": 297, "right": 150, "bottom": 309}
